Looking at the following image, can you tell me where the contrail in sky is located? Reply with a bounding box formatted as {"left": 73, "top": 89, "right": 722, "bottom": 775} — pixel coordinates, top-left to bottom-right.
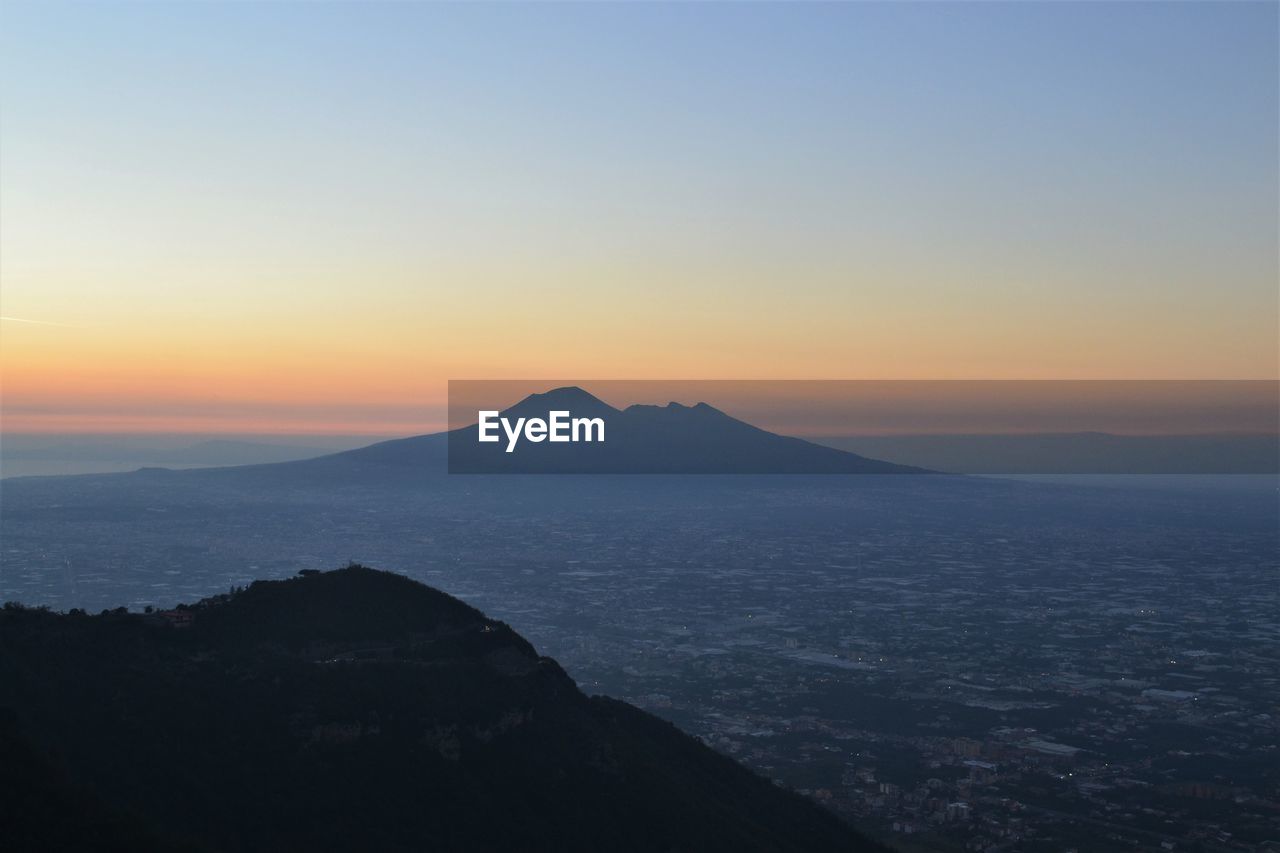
{"left": 0, "top": 316, "right": 81, "bottom": 327}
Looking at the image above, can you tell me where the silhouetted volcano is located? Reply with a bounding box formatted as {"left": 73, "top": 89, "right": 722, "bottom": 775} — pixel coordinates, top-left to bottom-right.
{"left": 0, "top": 566, "right": 888, "bottom": 853}
{"left": 176, "top": 386, "right": 927, "bottom": 482}
{"left": 447, "top": 386, "right": 928, "bottom": 474}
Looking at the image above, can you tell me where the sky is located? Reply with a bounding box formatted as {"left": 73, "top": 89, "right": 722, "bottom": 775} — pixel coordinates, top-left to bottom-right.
{"left": 1, "top": 2, "right": 1277, "bottom": 434}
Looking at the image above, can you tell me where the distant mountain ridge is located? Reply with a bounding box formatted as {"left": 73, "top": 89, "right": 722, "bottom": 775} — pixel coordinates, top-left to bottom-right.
{"left": 0, "top": 566, "right": 888, "bottom": 853}
{"left": 816, "top": 432, "right": 1280, "bottom": 475}
{"left": 3, "top": 438, "right": 348, "bottom": 465}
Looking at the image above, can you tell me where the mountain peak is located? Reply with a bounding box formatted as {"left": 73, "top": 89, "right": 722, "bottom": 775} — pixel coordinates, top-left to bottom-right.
{"left": 524, "top": 385, "right": 606, "bottom": 405}
{"left": 182, "top": 564, "right": 553, "bottom": 659}
{"left": 507, "top": 386, "right": 619, "bottom": 416}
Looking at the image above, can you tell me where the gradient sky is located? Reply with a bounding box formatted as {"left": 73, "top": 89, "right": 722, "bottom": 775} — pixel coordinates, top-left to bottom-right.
{"left": 2, "top": 2, "right": 1276, "bottom": 433}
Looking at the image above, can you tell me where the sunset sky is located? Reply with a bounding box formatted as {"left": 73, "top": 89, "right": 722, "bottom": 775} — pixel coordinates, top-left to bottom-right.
{"left": 2, "top": 2, "right": 1276, "bottom": 434}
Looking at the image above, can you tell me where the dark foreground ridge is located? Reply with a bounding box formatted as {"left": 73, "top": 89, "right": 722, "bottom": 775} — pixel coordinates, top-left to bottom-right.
{"left": 0, "top": 566, "right": 888, "bottom": 853}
